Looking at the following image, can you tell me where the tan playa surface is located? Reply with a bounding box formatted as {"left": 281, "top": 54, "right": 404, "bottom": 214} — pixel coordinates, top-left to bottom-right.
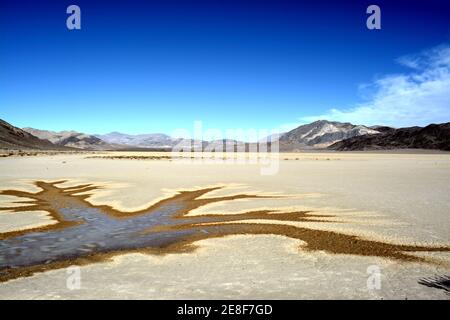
{"left": 0, "top": 151, "right": 449, "bottom": 299}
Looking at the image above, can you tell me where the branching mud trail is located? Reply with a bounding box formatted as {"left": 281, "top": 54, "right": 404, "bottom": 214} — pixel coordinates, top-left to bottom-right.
{"left": 0, "top": 181, "right": 448, "bottom": 282}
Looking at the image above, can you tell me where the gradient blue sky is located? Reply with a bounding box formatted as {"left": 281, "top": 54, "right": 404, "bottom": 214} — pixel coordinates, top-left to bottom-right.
{"left": 1, "top": 0, "right": 449, "bottom": 134}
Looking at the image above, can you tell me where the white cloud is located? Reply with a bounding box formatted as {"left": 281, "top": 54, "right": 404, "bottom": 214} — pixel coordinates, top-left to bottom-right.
{"left": 300, "top": 44, "right": 450, "bottom": 127}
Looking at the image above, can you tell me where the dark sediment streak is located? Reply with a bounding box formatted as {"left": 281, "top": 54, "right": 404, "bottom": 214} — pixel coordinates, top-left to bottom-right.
{"left": 0, "top": 181, "right": 449, "bottom": 282}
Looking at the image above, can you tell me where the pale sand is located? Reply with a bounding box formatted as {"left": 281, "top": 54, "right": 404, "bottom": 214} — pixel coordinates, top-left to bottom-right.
{"left": 0, "top": 152, "right": 449, "bottom": 299}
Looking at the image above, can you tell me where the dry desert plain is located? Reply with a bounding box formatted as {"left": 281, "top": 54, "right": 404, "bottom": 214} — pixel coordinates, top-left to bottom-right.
{"left": 0, "top": 151, "right": 449, "bottom": 299}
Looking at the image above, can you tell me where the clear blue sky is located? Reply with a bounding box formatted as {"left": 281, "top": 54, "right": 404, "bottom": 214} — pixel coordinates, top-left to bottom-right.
{"left": 1, "top": 0, "right": 449, "bottom": 134}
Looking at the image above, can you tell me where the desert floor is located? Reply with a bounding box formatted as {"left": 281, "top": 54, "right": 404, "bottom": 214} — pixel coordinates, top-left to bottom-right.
{"left": 0, "top": 151, "right": 449, "bottom": 299}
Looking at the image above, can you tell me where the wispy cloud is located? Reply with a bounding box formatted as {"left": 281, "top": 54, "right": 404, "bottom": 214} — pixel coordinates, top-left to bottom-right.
{"left": 300, "top": 44, "right": 450, "bottom": 127}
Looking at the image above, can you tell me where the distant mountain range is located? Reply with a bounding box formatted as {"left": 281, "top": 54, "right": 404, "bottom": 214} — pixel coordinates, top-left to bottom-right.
{"left": 95, "top": 120, "right": 382, "bottom": 151}
{"left": 328, "top": 123, "right": 450, "bottom": 151}
{"left": 0, "top": 119, "right": 70, "bottom": 150}
{"left": 95, "top": 132, "right": 176, "bottom": 148}
{"left": 0, "top": 118, "right": 448, "bottom": 151}
{"left": 278, "top": 120, "right": 379, "bottom": 150}
{"left": 22, "top": 128, "right": 121, "bottom": 150}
